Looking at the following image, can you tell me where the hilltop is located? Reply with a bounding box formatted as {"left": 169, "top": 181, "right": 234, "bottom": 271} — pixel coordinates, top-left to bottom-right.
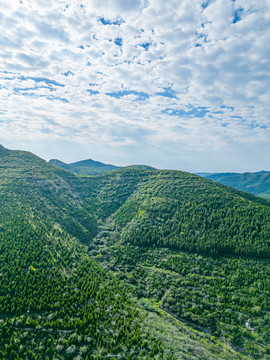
{"left": 49, "top": 158, "right": 119, "bottom": 175}
{"left": 49, "top": 157, "right": 155, "bottom": 175}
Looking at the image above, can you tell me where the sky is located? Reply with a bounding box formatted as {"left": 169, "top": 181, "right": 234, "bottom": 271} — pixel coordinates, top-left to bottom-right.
{"left": 0, "top": 0, "right": 270, "bottom": 172}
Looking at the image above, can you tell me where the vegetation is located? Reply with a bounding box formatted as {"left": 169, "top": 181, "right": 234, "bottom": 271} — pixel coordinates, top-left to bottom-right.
{"left": 200, "top": 170, "right": 270, "bottom": 199}
{"left": 112, "top": 170, "right": 270, "bottom": 257}
{"left": 93, "top": 239, "right": 270, "bottom": 358}
{"left": 1, "top": 145, "right": 270, "bottom": 359}
{"left": 49, "top": 158, "right": 119, "bottom": 175}
{"left": 49, "top": 158, "right": 154, "bottom": 176}
{"left": 0, "top": 147, "right": 168, "bottom": 359}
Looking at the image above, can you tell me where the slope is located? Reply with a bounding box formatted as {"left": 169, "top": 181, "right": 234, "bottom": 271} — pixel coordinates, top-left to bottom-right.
{"left": 0, "top": 146, "right": 170, "bottom": 359}
{"left": 111, "top": 170, "right": 270, "bottom": 257}
{"left": 90, "top": 235, "right": 270, "bottom": 358}
{"left": 2, "top": 145, "right": 270, "bottom": 358}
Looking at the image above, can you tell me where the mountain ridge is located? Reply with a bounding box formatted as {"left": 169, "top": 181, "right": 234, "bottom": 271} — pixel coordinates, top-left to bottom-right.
{"left": 200, "top": 170, "right": 270, "bottom": 199}
{"left": 49, "top": 157, "right": 155, "bottom": 175}
{"left": 1, "top": 144, "right": 270, "bottom": 358}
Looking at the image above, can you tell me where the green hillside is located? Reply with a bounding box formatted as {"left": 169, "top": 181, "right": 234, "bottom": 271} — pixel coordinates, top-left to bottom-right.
{"left": 200, "top": 171, "right": 270, "bottom": 199}
{"left": 0, "top": 146, "right": 168, "bottom": 359}
{"left": 112, "top": 170, "right": 270, "bottom": 257}
{"left": 1, "top": 145, "right": 270, "bottom": 359}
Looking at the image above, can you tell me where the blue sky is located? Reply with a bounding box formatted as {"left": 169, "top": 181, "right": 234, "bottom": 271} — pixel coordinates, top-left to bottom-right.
{"left": 0, "top": 0, "right": 269, "bottom": 172}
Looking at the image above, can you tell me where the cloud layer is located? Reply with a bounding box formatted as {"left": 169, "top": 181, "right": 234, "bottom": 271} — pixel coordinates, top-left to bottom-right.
{"left": 0, "top": 0, "right": 269, "bottom": 171}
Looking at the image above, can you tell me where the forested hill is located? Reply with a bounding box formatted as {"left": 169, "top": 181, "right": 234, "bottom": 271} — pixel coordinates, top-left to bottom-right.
{"left": 0, "top": 146, "right": 171, "bottom": 359}
{"left": 199, "top": 170, "right": 270, "bottom": 199}
{"left": 49, "top": 157, "right": 155, "bottom": 175}
{"left": 49, "top": 158, "right": 119, "bottom": 175}
{"left": 110, "top": 170, "right": 270, "bottom": 257}
{"left": 1, "top": 145, "right": 270, "bottom": 358}
{"left": 2, "top": 145, "right": 270, "bottom": 258}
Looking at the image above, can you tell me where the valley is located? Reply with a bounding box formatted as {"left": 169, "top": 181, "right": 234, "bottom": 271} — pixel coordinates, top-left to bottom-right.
{"left": 0, "top": 145, "right": 270, "bottom": 359}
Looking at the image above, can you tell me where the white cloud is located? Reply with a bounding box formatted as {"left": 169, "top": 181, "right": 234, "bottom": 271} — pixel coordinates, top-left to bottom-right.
{"left": 0, "top": 0, "right": 269, "bottom": 171}
{"left": 91, "top": 0, "right": 143, "bottom": 14}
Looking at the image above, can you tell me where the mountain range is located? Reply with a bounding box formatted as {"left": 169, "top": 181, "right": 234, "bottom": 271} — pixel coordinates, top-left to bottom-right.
{"left": 1, "top": 144, "right": 270, "bottom": 359}
{"left": 50, "top": 157, "right": 270, "bottom": 201}
{"left": 49, "top": 158, "right": 155, "bottom": 175}
{"left": 199, "top": 170, "right": 270, "bottom": 199}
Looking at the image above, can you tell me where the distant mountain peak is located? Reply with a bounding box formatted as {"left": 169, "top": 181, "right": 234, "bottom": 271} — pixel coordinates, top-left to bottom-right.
{"left": 70, "top": 158, "right": 117, "bottom": 169}
{"left": 48, "top": 157, "right": 118, "bottom": 175}
{"left": 49, "top": 157, "right": 155, "bottom": 175}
